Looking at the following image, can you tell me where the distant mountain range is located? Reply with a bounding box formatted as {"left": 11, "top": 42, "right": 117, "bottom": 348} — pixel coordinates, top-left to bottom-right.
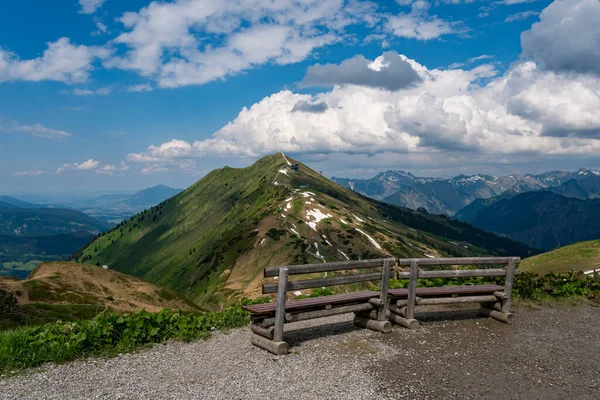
{"left": 58, "top": 185, "right": 183, "bottom": 226}
{"left": 333, "top": 168, "right": 600, "bottom": 216}
{"left": 0, "top": 196, "right": 46, "bottom": 209}
{"left": 0, "top": 185, "right": 181, "bottom": 279}
{"left": 0, "top": 204, "right": 107, "bottom": 279}
{"left": 456, "top": 191, "right": 600, "bottom": 251}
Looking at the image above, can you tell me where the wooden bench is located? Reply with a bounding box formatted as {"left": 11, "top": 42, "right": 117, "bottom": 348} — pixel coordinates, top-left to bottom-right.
{"left": 243, "top": 256, "right": 520, "bottom": 354}
{"left": 387, "top": 257, "right": 520, "bottom": 329}
{"left": 242, "top": 258, "right": 396, "bottom": 355}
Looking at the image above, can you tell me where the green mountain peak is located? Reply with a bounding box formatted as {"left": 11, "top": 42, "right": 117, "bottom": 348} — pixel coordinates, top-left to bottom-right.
{"left": 74, "top": 153, "right": 535, "bottom": 310}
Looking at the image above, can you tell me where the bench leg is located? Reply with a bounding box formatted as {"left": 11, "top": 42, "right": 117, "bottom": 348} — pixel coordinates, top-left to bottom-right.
{"left": 251, "top": 334, "right": 289, "bottom": 355}
{"left": 387, "top": 303, "right": 420, "bottom": 329}
{"left": 353, "top": 315, "right": 392, "bottom": 333}
{"left": 479, "top": 303, "right": 514, "bottom": 324}
{"left": 251, "top": 323, "right": 274, "bottom": 340}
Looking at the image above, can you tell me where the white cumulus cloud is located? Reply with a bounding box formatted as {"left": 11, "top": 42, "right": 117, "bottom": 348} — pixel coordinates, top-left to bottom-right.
{"left": 126, "top": 48, "right": 600, "bottom": 170}
{"left": 521, "top": 0, "right": 600, "bottom": 76}
{"left": 105, "top": 0, "right": 384, "bottom": 88}
{"left": 0, "top": 38, "right": 109, "bottom": 84}
{"left": 56, "top": 159, "right": 100, "bottom": 174}
{"left": 97, "top": 162, "right": 129, "bottom": 175}
{"left": 79, "top": 0, "right": 106, "bottom": 14}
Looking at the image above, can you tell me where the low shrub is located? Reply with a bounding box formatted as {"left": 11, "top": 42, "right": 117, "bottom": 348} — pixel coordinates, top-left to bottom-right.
{"left": 0, "top": 307, "right": 250, "bottom": 374}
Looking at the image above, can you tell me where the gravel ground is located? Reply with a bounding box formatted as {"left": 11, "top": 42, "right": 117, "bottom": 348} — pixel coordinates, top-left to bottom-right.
{"left": 1, "top": 304, "right": 599, "bottom": 400}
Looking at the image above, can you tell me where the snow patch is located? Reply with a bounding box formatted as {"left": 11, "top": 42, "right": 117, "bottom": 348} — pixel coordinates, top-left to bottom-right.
{"left": 294, "top": 291, "right": 302, "bottom": 296}
{"left": 281, "top": 152, "right": 292, "bottom": 166}
{"left": 339, "top": 219, "right": 348, "bottom": 224}
{"left": 279, "top": 169, "right": 288, "bottom": 176}
{"left": 424, "top": 253, "right": 434, "bottom": 258}
{"left": 305, "top": 201, "right": 312, "bottom": 204}
{"left": 286, "top": 202, "right": 292, "bottom": 210}
{"left": 338, "top": 250, "right": 350, "bottom": 261}
{"left": 353, "top": 214, "right": 365, "bottom": 223}
{"left": 260, "top": 238, "right": 265, "bottom": 246}
{"left": 290, "top": 228, "right": 300, "bottom": 237}
{"left": 355, "top": 228, "right": 381, "bottom": 250}
{"left": 305, "top": 208, "right": 332, "bottom": 231}
{"left": 273, "top": 181, "right": 279, "bottom": 186}
{"left": 300, "top": 191, "right": 316, "bottom": 198}
{"left": 285, "top": 197, "right": 293, "bottom": 202}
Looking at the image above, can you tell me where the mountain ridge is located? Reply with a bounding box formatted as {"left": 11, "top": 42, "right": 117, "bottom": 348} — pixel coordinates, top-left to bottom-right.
{"left": 75, "top": 153, "right": 536, "bottom": 310}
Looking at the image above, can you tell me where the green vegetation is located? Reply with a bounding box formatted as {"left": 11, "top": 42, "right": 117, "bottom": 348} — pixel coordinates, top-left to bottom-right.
{"left": 0, "top": 307, "right": 249, "bottom": 374}
{"left": 513, "top": 272, "right": 600, "bottom": 300}
{"left": 0, "top": 208, "right": 107, "bottom": 237}
{"left": 520, "top": 239, "right": 600, "bottom": 275}
{"left": 1, "top": 268, "right": 598, "bottom": 374}
{"left": 74, "top": 154, "right": 537, "bottom": 310}
{"left": 1, "top": 304, "right": 111, "bottom": 331}
{"left": 0, "top": 262, "right": 203, "bottom": 329}
{"left": 0, "top": 233, "right": 95, "bottom": 279}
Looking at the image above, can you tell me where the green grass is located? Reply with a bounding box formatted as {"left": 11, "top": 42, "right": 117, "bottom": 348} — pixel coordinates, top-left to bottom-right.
{"left": 0, "top": 304, "right": 111, "bottom": 331}
{"left": 2, "top": 269, "right": 599, "bottom": 374}
{"left": 0, "top": 307, "right": 249, "bottom": 374}
{"left": 72, "top": 153, "right": 537, "bottom": 310}
{"left": 520, "top": 239, "right": 600, "bottom": 275}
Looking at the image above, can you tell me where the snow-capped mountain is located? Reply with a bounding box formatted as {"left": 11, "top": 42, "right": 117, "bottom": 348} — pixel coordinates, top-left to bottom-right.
{"left": 332, "top": 167, "right": 600, "bottom": 216}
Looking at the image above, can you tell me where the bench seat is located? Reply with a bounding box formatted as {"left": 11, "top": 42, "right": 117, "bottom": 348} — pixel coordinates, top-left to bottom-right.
{"left": 389, "top": 284, "right": 504, "bottom": 298}
{"left": 242, "top": 290, "right": 380, "bottom": 316}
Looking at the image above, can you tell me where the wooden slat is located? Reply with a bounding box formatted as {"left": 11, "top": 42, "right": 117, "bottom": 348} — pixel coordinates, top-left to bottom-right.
{"left": 396, "top": 257, "right": 520, "bottom": 266}
{"left": 273, "top": 267, "right": 288, "bottom": 342}
{"left": 263, "top": 258, "right": 395, "bottom": 277}
{"left": 262, "top": 272, "right": 387, "bottom": 294}
{"left": 396, "top": 268, "right": 514, "bottom": 279}
{"left": 502, "top": 257, "right": 518, "bottom": 312}
{"left": 389, "top": 284, "right": 505, "bottom": 298}
{"left": 241, "top": 290, "right": 379, "bottom": 315}
{"left": 405, "top": 259, "right": 418, "bottom": 320}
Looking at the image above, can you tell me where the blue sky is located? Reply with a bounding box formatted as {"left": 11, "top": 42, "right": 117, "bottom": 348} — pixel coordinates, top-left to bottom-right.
{"left": 1, "top": 0, "right": 599, "bottom": 194}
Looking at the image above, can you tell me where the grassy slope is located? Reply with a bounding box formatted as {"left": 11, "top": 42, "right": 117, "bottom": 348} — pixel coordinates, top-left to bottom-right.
{"left": 74, "top": 154, "right": 536, "bottom": 310}
{"left": 0, "top": 262, "right": 202, "bottom": 314}
{"left": 520, "top": 239, "right": 600, "bottom": 275}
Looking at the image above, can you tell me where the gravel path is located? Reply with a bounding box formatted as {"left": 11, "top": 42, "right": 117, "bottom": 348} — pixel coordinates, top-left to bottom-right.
{"left": 1, "top": 304, "right": 599, "bottom": 400}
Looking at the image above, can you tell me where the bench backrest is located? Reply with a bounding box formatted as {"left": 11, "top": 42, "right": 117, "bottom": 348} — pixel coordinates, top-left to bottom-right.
{"left": 262, "top": 258, "right": 396, "bottom": 294}
{"left": 395, "top": 256, "right": 521, "bottom": 316}
{"left": 395, "top": 257, "right": 521, "bottom": 279}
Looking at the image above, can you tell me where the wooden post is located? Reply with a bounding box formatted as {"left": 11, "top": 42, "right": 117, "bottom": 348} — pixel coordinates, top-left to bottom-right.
{"left": 479, "top": 307, "right": 514, "bottom": 324}
{"left": 273, "top": 267, "right": 288, "bottom": 342}
{"left": 502, "top": 258, "right": 517, "bottom": 313}
{"left": 377, "top": 259, "right": 392, "bottom": 321}
{"left": 405, "top": 259, "right": 419, "bottom": 320}
{"left": 251, "top": 334, "right": 289, "bottom": 355}
{"left": 251, "top": 323, "right": 274, "bottom": 340}
{"left": 353, "top": 315, "right": 392, "bottom": 333}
